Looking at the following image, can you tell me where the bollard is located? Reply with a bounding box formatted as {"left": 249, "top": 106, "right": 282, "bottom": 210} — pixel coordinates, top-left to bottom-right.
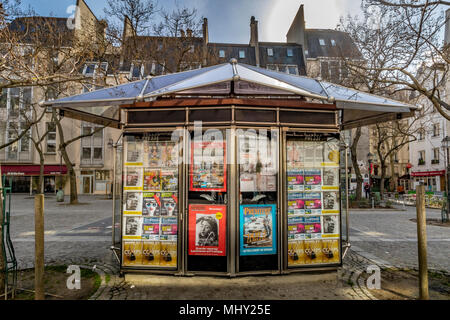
{"left": 34, "top": 194, "right": 45, "bottom": 300}
{"left": 416, "top": 185, "right": 429, "bottom": 300}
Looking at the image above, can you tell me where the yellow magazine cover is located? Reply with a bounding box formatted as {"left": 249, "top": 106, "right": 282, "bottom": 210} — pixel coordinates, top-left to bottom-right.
{"left": 303, "top": 240, "right": 324, "bottom": 264}
{"left": 321, "top": 239, "right": 340, "bottom": 264}
{"left": 123, "top": 241, "right": 143, "bottom": 266}
{"left": 141, "top": 241, "right": 161, "bottom": 266}
{"left": 288, "top": 240, "right": 306, "bottom": 266}
{"left": 159, "top": 241, "right": 177, "bottom": 268}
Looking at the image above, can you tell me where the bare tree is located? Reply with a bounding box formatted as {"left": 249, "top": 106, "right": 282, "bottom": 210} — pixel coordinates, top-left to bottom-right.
{"left": 339, "top": 0, "right": 450, "bottom": 120}
{"left": 350, "top": 127, "right": 364, "bottom": 201}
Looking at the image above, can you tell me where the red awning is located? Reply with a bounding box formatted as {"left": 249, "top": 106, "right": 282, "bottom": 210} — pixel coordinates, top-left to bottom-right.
{"left": 411, "top": 170, "right": 445, "bottom": 177}
{"left": 0, "top": 165, "right": 67, "bottom": 176}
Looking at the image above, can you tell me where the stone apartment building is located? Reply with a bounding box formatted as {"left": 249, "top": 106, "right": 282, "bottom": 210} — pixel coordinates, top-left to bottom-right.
{"left": 408, "top": 9, "right": 450, "bottom": 192}
{"left": 0, "top": 0, "right": 121, "bottom": 195}
{"left": 0, "top": 1, "right": 367, "bottom": 195}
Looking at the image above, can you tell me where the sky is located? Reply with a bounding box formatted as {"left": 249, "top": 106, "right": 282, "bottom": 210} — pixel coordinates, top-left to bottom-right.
{"left": 16, "top": 0, "right": 364, "bottom": 43}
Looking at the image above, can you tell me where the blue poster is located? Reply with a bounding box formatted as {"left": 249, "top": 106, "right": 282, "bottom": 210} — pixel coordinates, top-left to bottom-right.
{"left": 239, "top": 204, "right": 277, "bottom": 256}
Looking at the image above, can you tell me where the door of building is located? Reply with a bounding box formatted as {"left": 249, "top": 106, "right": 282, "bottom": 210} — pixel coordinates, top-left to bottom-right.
{"left": 81, "top": 175, "right": 93, "bottom": 194}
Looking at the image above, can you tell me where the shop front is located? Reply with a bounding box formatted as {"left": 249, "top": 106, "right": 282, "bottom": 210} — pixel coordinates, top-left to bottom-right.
{"left": 43, "top": 60, "right": 417, "bottom": 276}
{"left": 1, "top": 164, "right": 67, "bottom": 194}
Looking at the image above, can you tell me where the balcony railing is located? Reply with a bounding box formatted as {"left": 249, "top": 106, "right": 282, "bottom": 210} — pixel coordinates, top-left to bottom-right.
{"left": 418, "top": 159, "right": 425, "bottom": 166}
{"left": 431, "top": 159, "right": 439, "bottom": 164}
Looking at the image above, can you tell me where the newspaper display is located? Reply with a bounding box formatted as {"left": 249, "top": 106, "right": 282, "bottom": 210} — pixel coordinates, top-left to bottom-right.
{"left": 123, "top": 135, "right": 180, "bottom": 269}
{"left": 238, "top": 132, "right": 277, "bottom": 192}
{"left": 286, "top": 138, "right": 340, "bottom": 267}
{"left": 190, "top": 141, "right": 227, "bottom": 192}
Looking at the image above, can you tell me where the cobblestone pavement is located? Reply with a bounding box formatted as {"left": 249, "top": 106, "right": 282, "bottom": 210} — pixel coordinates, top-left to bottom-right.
{"left": 8, "top": 194, "right": 117, "bottom": 269}
{"left": 5, "top": 195, "right": 449, "bottom": 300}
{"left": 349, "top": 205, "right": 450, "bottom": 272}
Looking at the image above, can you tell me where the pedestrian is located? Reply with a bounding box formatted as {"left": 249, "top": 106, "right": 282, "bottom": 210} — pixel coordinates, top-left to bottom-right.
{"left": 364, "top": 183, "right": 370, "bottom": 199}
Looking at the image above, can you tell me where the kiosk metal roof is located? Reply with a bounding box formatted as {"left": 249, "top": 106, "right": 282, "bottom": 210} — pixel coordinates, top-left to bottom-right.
{"left": 42, "top": 59, "right": 417, "bottom": 129}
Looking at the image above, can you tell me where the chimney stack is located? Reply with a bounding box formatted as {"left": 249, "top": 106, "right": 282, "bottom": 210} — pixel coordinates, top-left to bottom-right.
{"left": 180, "top": 29, "right": 185, "bottom": 37}
{"left": 445, "top": 9, "right": 450, "bottom": 46}
{"left": 186, "top": 29, "right": 192, "bottom": 37}
{"left": 202, "top": 18, "right": 209, "bottom": 44}
{"left": 250, "top": 16, "right": 258, "bottom": 46}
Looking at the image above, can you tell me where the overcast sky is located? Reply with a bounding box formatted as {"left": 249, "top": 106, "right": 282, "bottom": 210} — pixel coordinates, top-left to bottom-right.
{"left": 19, "top": 0, "right": 364, "bottom": 43}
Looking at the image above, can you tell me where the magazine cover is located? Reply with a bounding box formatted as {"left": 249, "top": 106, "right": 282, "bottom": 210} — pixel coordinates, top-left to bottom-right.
{"left": 160, "top": 193, "right": 178, "bottom": 216}
{"left": 303, "top": 240, "right": 324, "bottom": 264}
{"left": 257, "top": 174, "right": 277, "bottom": 192}
{"left": 287, "top": 169, "right": 304, "bottom": 191}
{"left": 124, "top": 167, "right": 143, "bottom": 190}
{"left": 321, "top": 239, "right": 340, "bottom": 263}
{"left": 190, "top": 141, "right": 227, "bottom": 192}
{"left": 304, "top": 169, "right": 321, "bottom": 186}
{"left": 147, "top": 141, "right": 162, "bottom": 167}
{"left": 161, "top": 142, "right": 179, "bottom": 168}
{"left": 188, "top": 204, "right": 227, "bottom": 256}
{"left": 322, "top": 168, "right": 339, "bottom": 186}
{"left": 303, "top": 142, "right": 316, "bottom": 164}
{"left": 125, "top": 136, "right": 143, "bottom": 165}
{"left": 240, "top": 172, "right": 257, "bottom": 192}
{"left": 141, "top": 217, "right": 160, "bottom": 241}
{"left": 288, "top": 216, "right": 321, "bottom": 240}
{"left": 160, "top": 217, "right": 178, "bottom": 241}
{"left": 287, "top": 141, "right": 304, "bottom": 168}
{"left": 322, "top": 215, "right": 339, "bottom": 235}
{"left": 141, "top": 241, "right": 160, "bottom": 266}
{"left": 122, "top": 241, "right": 143, "bottom": 266}
{"left": 303, "top": 192, "right": 322, "bottom": 210}
{"left": 323, "top": 191, "right": 339, "bottom": 211}
{"left": 142, "top": 192, "right": 161, "bottom": 216}
{"left": 123, "top": 191, "right": 143, "bottom": 214}
{"left": 323, "top": 139, "right": 339, "bottom": 165}
{"left": 288, "top": 240, "right": 306, "bottom": 266}
{"left": 123, "top": 216, "right": 143, "bottom": 239}
{"left": 239, "top": 204, "right": 277, "bottom": 256}
{"left": 143, "top": 169, "right": 160, "bottom": 191}
{"left": 161, "top": 169, "right": 178, "bottom": 192}
{"left": 159, "top": 241, "right": 177, "bottom": 267}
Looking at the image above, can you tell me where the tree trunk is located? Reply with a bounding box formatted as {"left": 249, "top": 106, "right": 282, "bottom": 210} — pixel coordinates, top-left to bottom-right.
{"left": 0, "top": 167, "right": 5, "bottom": 292}
{"left": 380, "top": 164, "right": 387, "bottom": 200}
{"left": 38, "top": 150, "right": 45, "bottom": 194}
{"left": 389, "top": 153, "right": 396, "bottom": 192}
{"left": 61, "top": 146, "right": 78, "bottom": 204}
{"left": 350, "top": 127, "right": 363, "bottom": 201}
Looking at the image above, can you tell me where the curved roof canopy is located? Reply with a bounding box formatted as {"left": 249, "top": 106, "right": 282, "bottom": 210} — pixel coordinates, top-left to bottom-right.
{"left": 43, "top": 59, "right": 417, "bottom": 129}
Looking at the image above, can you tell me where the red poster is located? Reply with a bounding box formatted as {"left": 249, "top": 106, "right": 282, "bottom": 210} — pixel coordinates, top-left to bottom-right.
{"left": 188, "top": 204, "right": 227, "bottom": 256}
{"left": 190, "top": 141, "right": 227, "bottom": 192}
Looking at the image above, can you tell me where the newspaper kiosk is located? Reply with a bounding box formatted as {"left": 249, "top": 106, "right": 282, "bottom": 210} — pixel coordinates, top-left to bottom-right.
{"left": 44, "top": 59, "right": 417, "bottom": 276}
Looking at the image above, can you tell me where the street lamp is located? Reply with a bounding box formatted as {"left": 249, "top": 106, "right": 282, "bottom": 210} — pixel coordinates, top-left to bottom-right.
{"left": 441, "top": 136, "right": 450, "bottom": 222}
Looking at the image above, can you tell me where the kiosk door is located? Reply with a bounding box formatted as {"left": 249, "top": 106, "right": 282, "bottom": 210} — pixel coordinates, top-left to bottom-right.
{"left": 121, "top": 133, "right": 182, "bottom": 271}
{"left": 285, "top": 133, "right": 342, "bottom": 268}
{"left": 237, "top": 128, "right": 279, "bottom": 273}
{"left": 186, "top": 129, "right": 229, "bottom": 273}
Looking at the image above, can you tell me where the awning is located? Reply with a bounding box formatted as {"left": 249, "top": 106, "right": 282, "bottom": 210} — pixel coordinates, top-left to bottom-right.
{"left": 1, "top": 165, "right": 67, "bottom": 176}
{"left": 411, "top": 170, "right": 445, "bottom": 177}
{"left": 42, "top": 60, "right": 418, "bottom": 129}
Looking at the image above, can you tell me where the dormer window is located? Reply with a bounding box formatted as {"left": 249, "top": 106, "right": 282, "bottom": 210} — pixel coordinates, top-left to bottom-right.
{"left": 219, "top": 50, "right": 225, "bottom": 58}
{"left": 267, "top": 48, "right": 273, "bottom": 56}
{"left": 319, "top": 39, "right": 326, "bottom": 46}
{"left": 239, "top": 50, "right": 245, "bottom": 59}
{"left": 287, "top": 48, "right": 293, "bottom": 57}
{"left": 331, "top": 39, "right": 336, "bottom": 46}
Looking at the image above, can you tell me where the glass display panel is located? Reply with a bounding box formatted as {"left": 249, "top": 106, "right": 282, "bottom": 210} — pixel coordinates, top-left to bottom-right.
{"left": 187, "top": 129, "right": 228, "bottom": 272}
{"left": 286, "top": 136, "right": 341, "bottom": 267}
{"left": 238, "top": 128, "right": 279, "bottom": 272}
{"left": 122, "top": 133, "right": 180, "bottom": 269}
